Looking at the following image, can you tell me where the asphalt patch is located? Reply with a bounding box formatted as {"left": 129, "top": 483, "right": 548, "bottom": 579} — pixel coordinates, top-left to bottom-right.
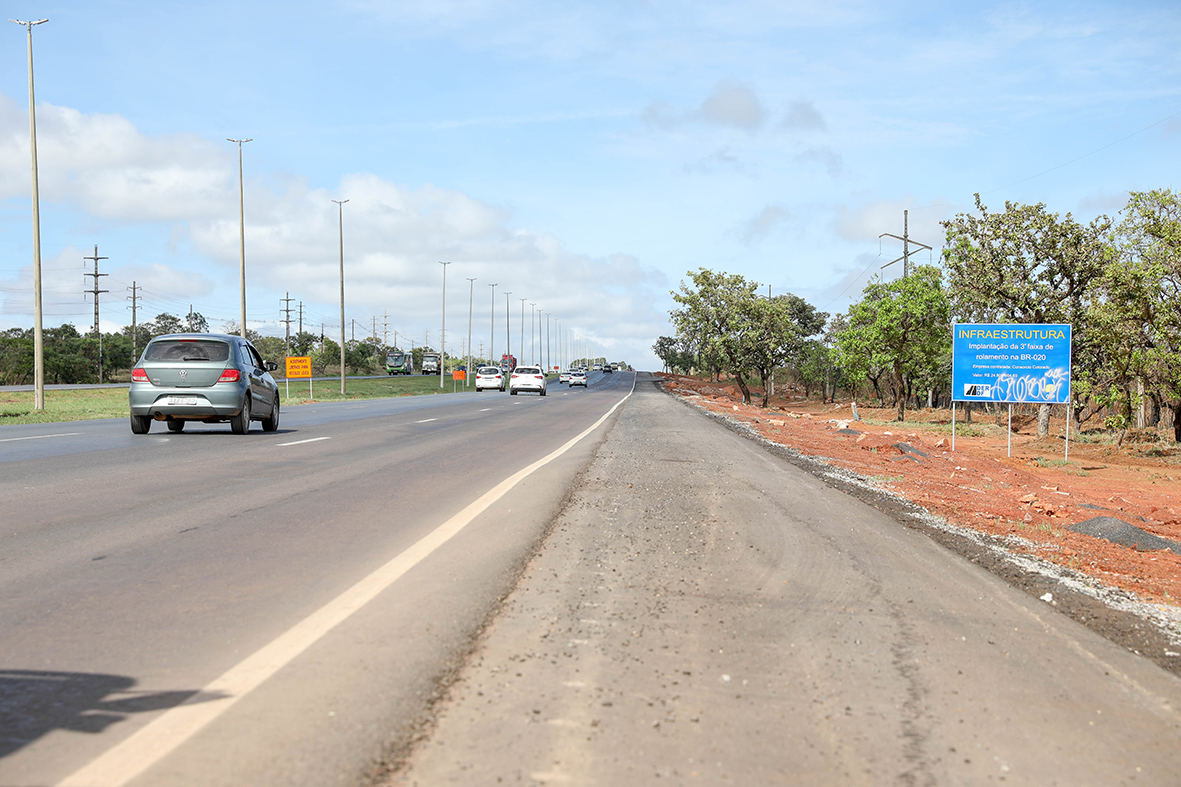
{"left": 1070, "top": 516, "right": 1181, "bottom": 556}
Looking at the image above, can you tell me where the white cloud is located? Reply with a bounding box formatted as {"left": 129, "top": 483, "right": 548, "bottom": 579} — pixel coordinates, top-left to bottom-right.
{"left": 736, "top": 206, "right": 789, "bottom": 245}
{"left": 1077, "top": 190, "right": 1130, "bottom": 214}
{"left": 780, "top": 100, "right": 826, "bottom": 132}
{"left": 698, "top": 80, "right": 765, "bottom": 131}
{"left": 643, "top": 80, "right": 766, "bottom": 133}
{"left": 795, "top": 146, "right": 842, "bottom": 176}
{"left": 0, "top": 96, "right": 234, "bottom": 223}
{"left": 834, "top": 196, "right": 953, "bottom": 251}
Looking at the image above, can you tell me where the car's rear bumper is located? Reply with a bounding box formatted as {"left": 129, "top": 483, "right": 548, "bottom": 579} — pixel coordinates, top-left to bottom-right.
{"left": 129, "top": 385, "right": 245, "bottom": 419}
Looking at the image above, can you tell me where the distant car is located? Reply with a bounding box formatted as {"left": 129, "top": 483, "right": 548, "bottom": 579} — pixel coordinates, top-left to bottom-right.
{"left": 569, "top": 370, "right": 588, "bottom": 387}
{"left": 509, "top": 366, "right": 547, "bottom": 396}
{"left": 128, "top": 333, "right": 280, "bottom": 435}
{"left": 475, "top": 366, "right": 505, "bottom": 391}
{"left": 593, "top": 363, "right": 603, "bottom": 371}
{"left": 559, "top": 370, "right": 571, "bottom": 384}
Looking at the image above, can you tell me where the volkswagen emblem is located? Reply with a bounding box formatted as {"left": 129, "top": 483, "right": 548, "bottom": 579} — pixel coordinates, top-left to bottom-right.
{"left": 178, "top": 369, "right": 187, "bottom": 379}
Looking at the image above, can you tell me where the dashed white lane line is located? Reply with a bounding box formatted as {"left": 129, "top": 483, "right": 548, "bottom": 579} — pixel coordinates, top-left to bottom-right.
{"left": 57, "top": 382, "right": 635, "bottom": 787}
{"left": 479, "top": 408, "right": 492, "bottom": 411}
{"left": 0, "top": 432, "right": 81, "bottom": 443}
{"left": 415, "top": 418, "right": 438, "bottom": 423}
{"left": 275, "top": 436, "right": 331, "bottom": 446}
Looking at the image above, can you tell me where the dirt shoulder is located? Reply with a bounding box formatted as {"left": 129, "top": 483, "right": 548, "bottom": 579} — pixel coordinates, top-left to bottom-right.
{"left": 657, "top": 374, "right": 1181, "bottom": 673}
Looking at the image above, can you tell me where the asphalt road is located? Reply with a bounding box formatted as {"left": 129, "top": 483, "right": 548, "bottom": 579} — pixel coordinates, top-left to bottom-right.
{"left": 391, "top": 374, "right": 1181, "bottom": 786}
{"left": 0, "top": 371, "right": 634, "bottom": 787}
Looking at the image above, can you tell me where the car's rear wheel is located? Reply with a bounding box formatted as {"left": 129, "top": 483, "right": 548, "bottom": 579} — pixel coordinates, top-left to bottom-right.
{"left": 130, "top": 414, "right": 151, "bottom": 434}
{"left": 262, "top": 397, "right": 280, "bottom": 432}
{"left": 510, "top": 389, "right": 517, "bottom": 395}
{"left": 230, "top": 396, "right": 251, "bottom": 434}
{"left": 540, "top": 388, "right": 546, "bottom": 396}
{"left": 167, "top": 420, "right": 185, "bottom": 432}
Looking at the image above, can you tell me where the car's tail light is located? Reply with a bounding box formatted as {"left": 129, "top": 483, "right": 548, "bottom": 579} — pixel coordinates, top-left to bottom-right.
{"left": 131, "top": 367, "right": 149, "bottom": 382}
{"left": 218, "top": 369, "right": 241, "bottom": 383}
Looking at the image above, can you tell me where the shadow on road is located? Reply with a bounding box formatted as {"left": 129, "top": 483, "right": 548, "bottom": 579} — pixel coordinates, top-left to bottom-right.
{"left": 0, "top": 669, "right": 224, "bottom": 759}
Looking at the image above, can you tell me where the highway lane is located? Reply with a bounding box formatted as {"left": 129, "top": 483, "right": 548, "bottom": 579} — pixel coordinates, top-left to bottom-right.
{"left": 0, "top": 371, "right": 633, "bottom": 787}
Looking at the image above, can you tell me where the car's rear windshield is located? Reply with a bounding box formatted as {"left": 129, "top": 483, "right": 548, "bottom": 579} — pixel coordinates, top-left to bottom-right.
{"left": 144, "top": 340, "right": 230, "bottom": 362}
{"left": 479, "top": 367, "right": 499, "bottom": 374}
{"left": 516, "top": 367, "right": 540, "bottom": 374}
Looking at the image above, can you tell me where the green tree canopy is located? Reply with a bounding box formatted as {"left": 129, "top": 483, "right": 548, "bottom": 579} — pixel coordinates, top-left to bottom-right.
{"left": 835, "top": 265, "right": 950, "bottom": 421}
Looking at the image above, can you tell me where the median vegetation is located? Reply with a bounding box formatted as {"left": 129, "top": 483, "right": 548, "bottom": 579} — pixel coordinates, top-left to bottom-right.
{"left": 0, "top": 376, "right": 479, "bottom": 426}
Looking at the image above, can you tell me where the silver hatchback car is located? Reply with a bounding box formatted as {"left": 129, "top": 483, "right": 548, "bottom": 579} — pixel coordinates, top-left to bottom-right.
{"left": 129, "top": 333, "right": 280, "bottom": 434}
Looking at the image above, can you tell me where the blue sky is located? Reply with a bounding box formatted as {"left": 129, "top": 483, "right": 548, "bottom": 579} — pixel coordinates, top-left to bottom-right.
{"left": 2, "top": 0, "right": 1179, "bottom": 369}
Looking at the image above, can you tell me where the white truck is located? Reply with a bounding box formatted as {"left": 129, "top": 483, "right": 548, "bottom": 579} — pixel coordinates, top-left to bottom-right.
{"left": 421, "top": 352, "right": 442, "bottom": 375}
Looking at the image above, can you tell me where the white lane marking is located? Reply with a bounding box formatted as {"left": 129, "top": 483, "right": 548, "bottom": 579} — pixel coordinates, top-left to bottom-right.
{"left": 415, "top": 418, "right": 438, "bottom": 423}
{"left": 275, "top": 436, "right": 331, "bottom": 446}
{"left": 0, "top": 432, "right": 81, "bottom": 443}
{"left": 479, "top": 408, "right": 492, "bottom": 412}
{"left": 57, "top": 387, "right": 634, "bottom": 787}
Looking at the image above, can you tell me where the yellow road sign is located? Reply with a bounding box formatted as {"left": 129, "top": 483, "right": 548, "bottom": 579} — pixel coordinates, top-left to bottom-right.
{"left": 285, "top": 356, "right": 312, "bottom": 378}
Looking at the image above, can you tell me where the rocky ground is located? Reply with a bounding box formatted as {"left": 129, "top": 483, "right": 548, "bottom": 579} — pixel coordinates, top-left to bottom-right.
{"left": 657, "top": 374, "right": 1181, "bottom": 673}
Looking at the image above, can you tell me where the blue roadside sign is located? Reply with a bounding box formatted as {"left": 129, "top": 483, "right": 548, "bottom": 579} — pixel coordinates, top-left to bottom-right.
{"left": 951, "top": 323, "right": 1072, "bottom": 403}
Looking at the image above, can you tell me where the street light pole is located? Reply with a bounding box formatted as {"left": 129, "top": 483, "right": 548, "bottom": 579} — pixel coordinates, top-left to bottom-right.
{"left": 519, "top": 298, "right": 526, "bottom": 364}
{"left": 466, "top": 277, "right": 475, "bottom": 387}
{"left": 530, "top": 302, "right": 536, "bottom": 365}
{"left": 227, "top": 137, "right": 252, "bottom": 338}
{"left": 332, "top": 199, "right": 348, "bottom": 395}
{"left": 439, "top": 261, "right": 451, "bottom": 388}
{"left": 11, "top": 18, "right": 48, "bottom": 410}
{"left": 504, "top": 291, "right": 511, "bottom": 365}
{"left": 488, "top": 283, "right": 497, "bottom": 366}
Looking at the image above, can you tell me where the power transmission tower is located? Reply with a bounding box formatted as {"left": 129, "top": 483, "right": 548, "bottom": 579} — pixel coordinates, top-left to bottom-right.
{"left": 83, "top": 245, "right": 109, "bottom": 382}
{"left": 127, "top": 281, "right": 141, "bottom": 360}
{"left": 879, "top": 209, "right": 932, "bottom": 278}
{"left": 298, "top": 301, "right": 304, "bottom": 336}
{"left": 382, "top": 310, "right": 390, "bottom": 347}
{"left": 280, "top": 292, "right": 294, "bottom": 355}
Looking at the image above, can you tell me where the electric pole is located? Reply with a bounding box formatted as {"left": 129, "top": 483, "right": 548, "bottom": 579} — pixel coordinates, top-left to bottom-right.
{"left": 127, "top": 281, "right": 140, "bottom": 360}
{"left": 879, "top": 209, "right": 931, "bottom": 278}
{"left": 298, "top": 301, "right": 304, "bottom": 337}
{"left": 280, "top": 292, "right": 294, "bottom": 356}
{"left": 84, "top": 245, "right": 108, "bottom": 382}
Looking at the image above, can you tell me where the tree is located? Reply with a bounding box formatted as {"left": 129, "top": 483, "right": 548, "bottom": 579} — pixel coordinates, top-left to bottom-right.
{"left": 1098, "top": 189, "right": 1181, "bottom": 440}
{"left": 671, "top": 269, "right": 762, "bottom": 403}
{"left": 653, "top": 336, "right": 677, "bottom": 372}
{"left": 942, "top": 195, "right": 1112, "bottom": 435}
{"left": 834, "top": 265, "right": 950, "bottom": 421}
{"left": 149, "top": 313, "right": 186, "bottom": 338}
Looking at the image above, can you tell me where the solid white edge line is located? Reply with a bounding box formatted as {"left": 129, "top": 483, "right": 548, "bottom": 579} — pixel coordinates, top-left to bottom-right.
{"left": 58, "top": 382, "right": 636, "bottom": 787}
{"left": 274, "top": 436, "right": 331, "bottom": 446}
{"left": 0, "top": 432, "right": 81, "bottom": 443}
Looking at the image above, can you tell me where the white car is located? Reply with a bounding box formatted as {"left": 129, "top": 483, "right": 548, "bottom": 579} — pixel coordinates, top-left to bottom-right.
{"left": 569, "top": 370, "right": 587, "bottom": 387}
{"left": 509, "top": 366, "right": 547, "bottom": 396}
{"left": 559, "top": 370, "right": 571, "bottom": 384}
{"left": 475, "top": 366, "right": 505, "bottom": 391}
